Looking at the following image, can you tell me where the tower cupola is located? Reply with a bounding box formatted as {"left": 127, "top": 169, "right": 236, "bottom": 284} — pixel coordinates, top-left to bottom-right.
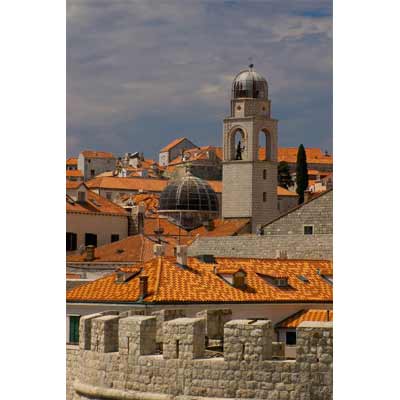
{"left": 232, "top": 64, "right": 268, "bottom": 100}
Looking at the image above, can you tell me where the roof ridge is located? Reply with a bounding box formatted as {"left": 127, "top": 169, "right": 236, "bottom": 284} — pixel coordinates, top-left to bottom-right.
{"left": 153, "top": 256, "right": 163, "bottom": 299}
{"left": 261, "top": 189, "right": 332, "bottom": 229}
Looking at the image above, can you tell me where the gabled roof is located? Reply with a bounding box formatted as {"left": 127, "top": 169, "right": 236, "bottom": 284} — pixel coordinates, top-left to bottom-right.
{"left": 275, "top": 309, "right": 333, "bottom": 328}
{"left": 160, "top": 138, "right": 194, "bottom": 153}
{"left": 277, "top": 147, "right": 333, "bottom": 165}
{"left": 66, "top": 234, "right": 181, "bottom": 263}
{"left": 66, "top": 257, "right": 332, "bottom": 304}
{"left": 277, "top": 186, "right": 298, "bottom": 197}
{"left": 80, "top": 150, "right": 115, "bottom": 159}
{"left": 66, "top": 181, "right": 86, "bottom": 190}
{"left": 66, "top": 169, "right": 83, "bottom": 177}
{"left": 262, "top": 189, "right": 332, "bottom": 229}
{"left": 86, "top": 176, "right": 222, "bottom": 194}
{"left": 86, "top": 177, "right": 169, "bottom": 192}
{"left": 66, "top": 157, "right": 78, "bottom": 165}
{"left": 66, "top": 190, "right": 128, "bottom": 216}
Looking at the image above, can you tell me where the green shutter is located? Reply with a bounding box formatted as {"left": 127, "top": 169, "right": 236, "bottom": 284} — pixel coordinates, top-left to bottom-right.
{"left": 69, "top": 316, "right": 80, "bottom": 343}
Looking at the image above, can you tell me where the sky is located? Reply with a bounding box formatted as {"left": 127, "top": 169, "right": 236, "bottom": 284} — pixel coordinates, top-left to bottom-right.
{"left": 67, "top": 0, "right": 332, "bottom": 160}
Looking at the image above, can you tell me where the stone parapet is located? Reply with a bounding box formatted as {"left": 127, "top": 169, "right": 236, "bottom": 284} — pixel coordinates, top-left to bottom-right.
{"left": 67, "top": 309, "right": 333, "bottom": 400}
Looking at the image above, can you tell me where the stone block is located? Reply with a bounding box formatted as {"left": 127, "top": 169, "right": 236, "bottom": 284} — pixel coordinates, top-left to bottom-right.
{"left": 163, "top": 317, "right": 205, "bottom": 360}
{"left": 91, "top": 315, "right": 120, "bottom": 353}
{"left": 224, "top": 319, "right": 273, "bottom": 362}
{"left": 119, "top": 316, "right": 156, "bottom": 358}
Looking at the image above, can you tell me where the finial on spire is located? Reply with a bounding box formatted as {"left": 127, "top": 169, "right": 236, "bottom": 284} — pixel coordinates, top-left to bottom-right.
{"left": 248, "top": 56, "right": 254, "bottom": 70}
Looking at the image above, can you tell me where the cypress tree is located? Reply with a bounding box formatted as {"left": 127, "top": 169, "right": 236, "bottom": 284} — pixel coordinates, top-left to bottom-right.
{"left": 296, "top": 144, "right": 309, "bottom": 204}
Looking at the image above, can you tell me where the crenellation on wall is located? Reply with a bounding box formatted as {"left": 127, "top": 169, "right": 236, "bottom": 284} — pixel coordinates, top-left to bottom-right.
{"left": 224, "top": 320, "right": 273, "bottom": 362}
{"left": 91, "top": 315, "right": 120, "bottom": 353}
{"left": 163, "top": 317, "right": 206, "bottom": 360}
{"left": 152, "top": 309, "right": 186, "bottom": 344}
{"left": 67, "top": 309, "right": 333, "bottom": 400}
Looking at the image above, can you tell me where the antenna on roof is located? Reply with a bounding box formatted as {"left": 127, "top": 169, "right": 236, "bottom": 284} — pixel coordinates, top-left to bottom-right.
{"left": 78, "top": 244, "right": 85, "bottom": 255}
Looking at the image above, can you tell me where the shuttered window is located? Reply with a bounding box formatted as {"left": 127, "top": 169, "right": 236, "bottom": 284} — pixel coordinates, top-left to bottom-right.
{"left": 69, "top": 316, "right": 80, "bottom": 343}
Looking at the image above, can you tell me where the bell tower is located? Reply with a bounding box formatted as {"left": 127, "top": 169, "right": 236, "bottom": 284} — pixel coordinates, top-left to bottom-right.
{"left": 222, "top": 65, "right": 278, "bottom": 232}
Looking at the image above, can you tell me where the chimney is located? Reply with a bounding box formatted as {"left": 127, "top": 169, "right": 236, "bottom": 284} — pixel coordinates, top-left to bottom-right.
{"left": 232, "top": 269, "right": 247, "bottom": 289}
{"left": 203, "top": 219, "right": 214, "bottom": 231}
{"left": 153, "top": 244, "right": 165, "bottom": 257}
{"left": 85, "top": 245, "right": 95, "bottom": 261}
{"left": 176, "top": 245, "right": 188, "bottom": 265}
{"left": 139, "top": 276, "right": 148, "bottom": 300}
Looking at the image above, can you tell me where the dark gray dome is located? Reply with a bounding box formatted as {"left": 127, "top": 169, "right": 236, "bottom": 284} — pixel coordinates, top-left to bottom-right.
{"left": 159, "top": 171, "right": 219, "bottom": 213}
{"left": 232, "top": 66, "right": 268, "bottom": 100}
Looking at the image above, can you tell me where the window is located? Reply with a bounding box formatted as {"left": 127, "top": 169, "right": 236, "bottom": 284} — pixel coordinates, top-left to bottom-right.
{"left": 304, "top": 225, "right": 314, "bottom": 235}
{"left": 77, "top": 191, "right": 86, "bottom": 203}
{"left": 106, "top": 192, "right": 112, "bottom": 200}
{"left": 276, "top": 278, "right": 288, "bottom": 287}
{"left": 69, "top": 316, "right": 80, "bottom": 343}
{"left": 111, "top": 234, "right": 119, "bottom": 243}
{"left": 66, "top": 232, "right": 77, "bottom": 251}
{"left": 263, "top": 192, "right": 267, "bottom": 202}
{"left": 85, "top": 233, "right": 97, "bottom": 247}
{"left": 286, "top": 331, "right": 296, "bottom": 346}
{"left": 263, "top": 169, "right": 267, "bottom": 180}
{"left": 90, "top": 169, "right": 95, "bottom": 178}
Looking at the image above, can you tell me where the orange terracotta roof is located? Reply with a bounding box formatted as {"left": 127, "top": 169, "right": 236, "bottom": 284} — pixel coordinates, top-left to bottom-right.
{"left": 81, "top": 150, "right": 115, "bottom": 159}
{"left": 66, "top": 157, "right": 78, "bottom": 165}
{"left": 86, "top": 177, "right": 169, "bottom": 192}
{"left": 190, "top": 218, "right": 250, "bottom": 237}
{"left": 66, "top": 234, "right": 179, "bottom": 263}
{"left": 276, "top": 309, "right": 333, "bottom": 328}
{"left": 67, "top": 257, "right": 332, "bottom": 304}
{"left": 66, "top": 169, "right": 83, "bottom": 177}
{"left": 277, "top": 147, "right": 333, "bottom": 165}
{"left": 207, "top": 180, "right": 222, "bottom": 193}
{"left": 160, "top": 138, "right": 189, "bottom": 152}
{"left": 66, "top": 181, "right": 84, "bottom": 190}
{"left": 277, "top": 186, "right": 298, "bottom": 197}
{"left": 66, "top": 273, "right": 82, "bottom": 279}
{"left": 144, "top": 218, "right": 191, "bottom": 236}
{"left": 66, "top": 191, "right": 128, "bottom": 216}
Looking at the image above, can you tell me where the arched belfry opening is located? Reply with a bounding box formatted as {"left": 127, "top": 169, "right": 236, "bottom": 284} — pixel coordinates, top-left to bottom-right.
{"left": 258, "top": 129, "right": 272, "bottom": 161}
{"left": 229, "top": 128, "right": 247, "bottom": 161}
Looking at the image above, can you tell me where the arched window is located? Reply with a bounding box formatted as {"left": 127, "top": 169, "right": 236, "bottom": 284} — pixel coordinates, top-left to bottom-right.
{"left": 229, "top": 128, "right": 246, "bottom": 161}
{"left": 258, "top": 130, "right": 272, "bottom": 161}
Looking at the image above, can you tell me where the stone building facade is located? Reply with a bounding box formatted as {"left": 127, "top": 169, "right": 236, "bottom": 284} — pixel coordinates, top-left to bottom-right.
{"left": 78, "top": 151, "right": 116, "bottom": 181}
{"left": 67, "top": 309, "right": 332, "bottom": 400}
{"left": 188, "top": 234, "right": 332, "bottom": 260}
{"left": 262, "top": 190, "right": 332, "bottom": 235}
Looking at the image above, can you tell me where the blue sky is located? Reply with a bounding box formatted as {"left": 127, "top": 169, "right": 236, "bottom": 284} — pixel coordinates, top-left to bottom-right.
{"left": 67, "top": 0, "right": 332, "bottom": 159}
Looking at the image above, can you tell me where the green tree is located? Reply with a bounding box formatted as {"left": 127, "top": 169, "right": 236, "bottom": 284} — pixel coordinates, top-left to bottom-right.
{"left": 278, "top": 161, "right": 292, "bottom": 189}
{"left": 296, "top": 144, "right": 309, "bottom": 204}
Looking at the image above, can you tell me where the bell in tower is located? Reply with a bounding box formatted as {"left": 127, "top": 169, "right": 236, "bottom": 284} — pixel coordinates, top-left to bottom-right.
{"left": 222, "top": 64, "right": 279, "bottom": 233}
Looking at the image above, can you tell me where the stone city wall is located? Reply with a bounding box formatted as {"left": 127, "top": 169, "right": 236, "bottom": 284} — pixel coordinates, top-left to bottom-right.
{"left": 67, "top": 309, "right": 332, "bottom": 400}
{"left": 188, "top": 234, "right": 333, "bottom": 260}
